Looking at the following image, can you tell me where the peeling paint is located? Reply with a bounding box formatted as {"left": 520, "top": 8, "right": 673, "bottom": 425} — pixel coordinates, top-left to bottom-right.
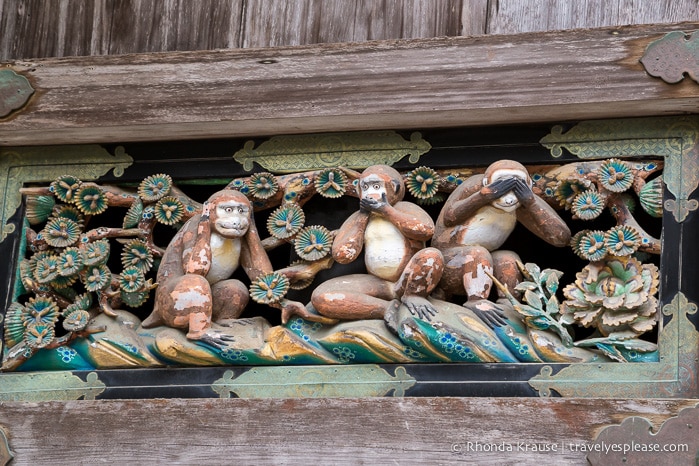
{"left": 173, "top": 288, "right": 211, "bottom": 311}
{"left": 324, "top": 293, "right": 347, "bottom": 301}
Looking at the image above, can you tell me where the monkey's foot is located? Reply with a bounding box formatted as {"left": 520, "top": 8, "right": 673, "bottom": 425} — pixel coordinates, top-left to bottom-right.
{"left": 281, "top": 303, "right": 339, "bottom": 326}
{"left": 401, "top": 295, "right": 438, "bottom": 322}
{"left": 383, "top": 299, "right": 402, "bottom": 336}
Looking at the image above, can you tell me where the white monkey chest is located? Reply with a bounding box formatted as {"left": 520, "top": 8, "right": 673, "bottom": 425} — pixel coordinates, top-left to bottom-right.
{"left": 364, "top": 216, "right": 408, "bottom": 281}
{"left": 205, "top": 233, "right": 241, "bottom": 284}
{"left": 453, "top": 205, "right": 517, "bottom": 251}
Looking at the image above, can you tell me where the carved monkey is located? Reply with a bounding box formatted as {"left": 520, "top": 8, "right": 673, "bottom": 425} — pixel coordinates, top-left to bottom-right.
{"left": 312, "top": 165, "right": 444, "bottom": 321}
{"left": 142, "top": 190, "right": 313, "bottom": 344}
{"left": 432, "top": 160, "right": 571, "bottom": 303}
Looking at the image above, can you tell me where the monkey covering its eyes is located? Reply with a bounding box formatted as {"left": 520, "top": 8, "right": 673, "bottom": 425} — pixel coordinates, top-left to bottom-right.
{"left": 432, "top": 160, "right": 571, "bottom": 306}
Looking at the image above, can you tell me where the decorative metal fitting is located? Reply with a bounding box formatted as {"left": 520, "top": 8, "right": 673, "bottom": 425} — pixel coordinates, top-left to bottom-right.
{"left": 640, "top": 30, "right": 699, "bottom": 84}
{"left": 0, "top": 69, "right": 34, "bottom": 118}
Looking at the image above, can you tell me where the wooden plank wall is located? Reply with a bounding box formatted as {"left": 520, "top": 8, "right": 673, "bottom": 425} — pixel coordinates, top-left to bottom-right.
{"left": 1, "top": 0, "right": 698, "bottom": 60}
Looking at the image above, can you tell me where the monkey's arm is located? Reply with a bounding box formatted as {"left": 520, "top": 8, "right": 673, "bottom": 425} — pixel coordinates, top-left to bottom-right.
{"left": 515, "top": 185, "right": 571, "bottom": 247}
{"left": 441, "top": 175, "right": 516, "bottom": 227}
{"left": 185, "top": 207, "right": 213, "bottom": 276}
{"left": 332, "top": 210, "right": 370, "bottom": 264}
{"left": 383, "top": 202, "right": 435, "bottom": 241}
{"left": 240, "top": 220, "right": 275, "bottom": 279}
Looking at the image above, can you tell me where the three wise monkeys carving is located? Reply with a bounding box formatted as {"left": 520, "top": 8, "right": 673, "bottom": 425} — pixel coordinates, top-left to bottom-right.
{"left": 148, "top": 161, "right": 572, "bottom": 343}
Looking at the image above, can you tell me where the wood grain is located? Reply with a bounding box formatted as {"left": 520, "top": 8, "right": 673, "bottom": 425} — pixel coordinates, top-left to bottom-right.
{"left": 1, "top": 22, "right": 698, "bottom": 146}
{"left": 241, "top": 0, "right": 464, "bottom": 48}
{"left": 3, "top": 0, "right": 698, "bottom": 61}
{"left": 486, "top": 0, "right": 699, "bottom": 34}
{"left": 0, "top": 397, "right": 695, "bottom": 464}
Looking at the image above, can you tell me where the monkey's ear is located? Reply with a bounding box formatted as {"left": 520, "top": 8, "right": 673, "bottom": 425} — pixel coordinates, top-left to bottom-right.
{"left": 482, "top": 176, "right": 489, "bottom": 187}
{"left": 392, "top": 180, "right": 400, "bottom": 195}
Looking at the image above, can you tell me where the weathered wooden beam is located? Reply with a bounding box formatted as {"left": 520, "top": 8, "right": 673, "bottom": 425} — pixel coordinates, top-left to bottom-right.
{"left": 0, "top": 397, "right": 696, "bottom": 464}
{"left": 1, "top": 22, "right": 698, "bottom": 146}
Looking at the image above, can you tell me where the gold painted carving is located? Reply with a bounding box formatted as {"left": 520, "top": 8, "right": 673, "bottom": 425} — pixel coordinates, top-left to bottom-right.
{"left": 540, "top": 116, "right": 699, "bottom": 222}
{"left": 0, "top": 371, "right": 105, "bottom": 401}
{"left": 0, "top": 145, "right": 133, "bottom": 243}
{"left": 233, "top": 131, "right": 431, "bottom": 173}
{"left": 212, "top": 365, "right": 416, "bottom": 398}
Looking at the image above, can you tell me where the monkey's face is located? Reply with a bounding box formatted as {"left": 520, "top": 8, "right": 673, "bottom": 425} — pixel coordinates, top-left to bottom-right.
{"left": 211, "top": 200, "right": 250, "bottom": 238}
{"left": 359, "top": 174, "right": 389, "bottom": 203}
{"left": 485, "top": 168, "right": 531, "bottom": 212}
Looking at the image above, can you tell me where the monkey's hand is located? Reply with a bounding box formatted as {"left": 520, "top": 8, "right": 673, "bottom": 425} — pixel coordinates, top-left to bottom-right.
{"left": 511, "top": 177, "right": 536, "bottom": 207}
{"left": 402, "top": 295, "right": 438, "bottom": 322}
{"left": 195, "top": 331, "right": 236, "bottom": 350}
{"left": 360, "top": 193, "right": 389, "bottom": 213}
{"left": 280, "top": 299, "right": 339, "bottom": 325}
{"left": 479, "top": 177, "right": 518, "bottom": 201}
{"left": 465, "top": 300, "right": 508, "bottom": 329}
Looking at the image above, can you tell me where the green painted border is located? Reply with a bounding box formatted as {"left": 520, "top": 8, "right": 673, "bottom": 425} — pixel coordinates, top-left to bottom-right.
{"left": 1, "top": 118, "right": 698, "bottom": 400}
{"left": 0, "top": 145, "right": 133, "bottom": 243}
{"left": 533, "top": 116, "right": 699, "bottom": 397}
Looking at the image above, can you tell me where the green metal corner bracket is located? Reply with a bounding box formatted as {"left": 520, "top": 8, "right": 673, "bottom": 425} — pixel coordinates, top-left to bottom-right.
{"left": 0, "top": 69, "right": 34, "bottom": 119}
{"left": 529, "top": 292, "right": 697, "bottom": 398}
{"left": 0, "top": 145, "right": 133, "bottom": 243}
{"left": 540, "top": 116, "right": 699, "bottom": 222}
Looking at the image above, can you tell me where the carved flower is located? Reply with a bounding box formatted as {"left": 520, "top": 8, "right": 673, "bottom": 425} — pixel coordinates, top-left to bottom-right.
{"left": 34, "top": 254, "right": 60, "bottom": 284}
{"left": 605, "top": 225, "right": 641, "bottom": 257}
{"left": 267, "top": 204, "right": 305, "bottom": 239}
{"left": 250, "top": 172, "right": 279, "bottom": 199}
{"left": 23, "top": 296, "right": 60, "bottom": 327}
{"left": 82, "top": 264, "right": 112, "bottom": 292}
{"left": 121, "top": 239, "right": 154, "bottom": 273}
{"left": 294, "top": 225, "right": 333, "bottom": 261}
{"left": 315, "top": 168, "right": 348, "bottom": 198}
{"left": 554, "top": 180, "right": 588, "bottom": 209}
{"left": 62, "top": 308, "right": 90, "bottom": 332}
{"left": 405, "top": 166, "right": 440, "bottom": 200}
{"left": 4, "top": 303, "right": 26, "bottom": 347}
{"left": 561, "top": 256, "right": 659, "bottom": 336}
{"left": 120, "top": 289, "right": 150, "bottom": 308}
{"left": 571, "top": 190, "right": 605, "bottom": 220}
{"left": 123, "top": 198, "right": 143, "bottom": 228}
{"left": 50, "top": 271, "right": 78, "bottom": 289}
{"left": 154, "top": 196, "right": 184, "bottom": 225}
{"left": 52, "top": 204, "right": 85, "bottom": 226}
{"left": 57, "top": 248, "right": 84, "bottom": 276}
{"left": 249, "top": 272, "right": 290, "bottom": 304}
{"left": 81, "top": 239, "right": 110, "bottom": 266}
{"left": 25, "top": 195, "right": 55, "bottom": 225}
{"left": 50, "top": 175, "right": 82, "bottom": 203}
{"left": 570, "top": 230, "right": 607, "bottom": 262}
{"left": 119, "top": 266, "right": 146, "bottom": 293}
{"left": 25, "top": 323, "right": 55, "bottom": 349}
{"left": 598, "top": 159, "right": 633, "bottom": 193}
{"left": 42, "top": 217, "right": 81, "bottom": 248}
{"left": 138, "top": 174, "right": 172, "bottom": 202}
{"left": 75, "top": 185, "right": 108, "bottom": 215}
{"left": 64, "top": 293, "right": 92, "bottom": 313}
{"left": 638, "top": 176, "right": 664, "bottom": 218}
